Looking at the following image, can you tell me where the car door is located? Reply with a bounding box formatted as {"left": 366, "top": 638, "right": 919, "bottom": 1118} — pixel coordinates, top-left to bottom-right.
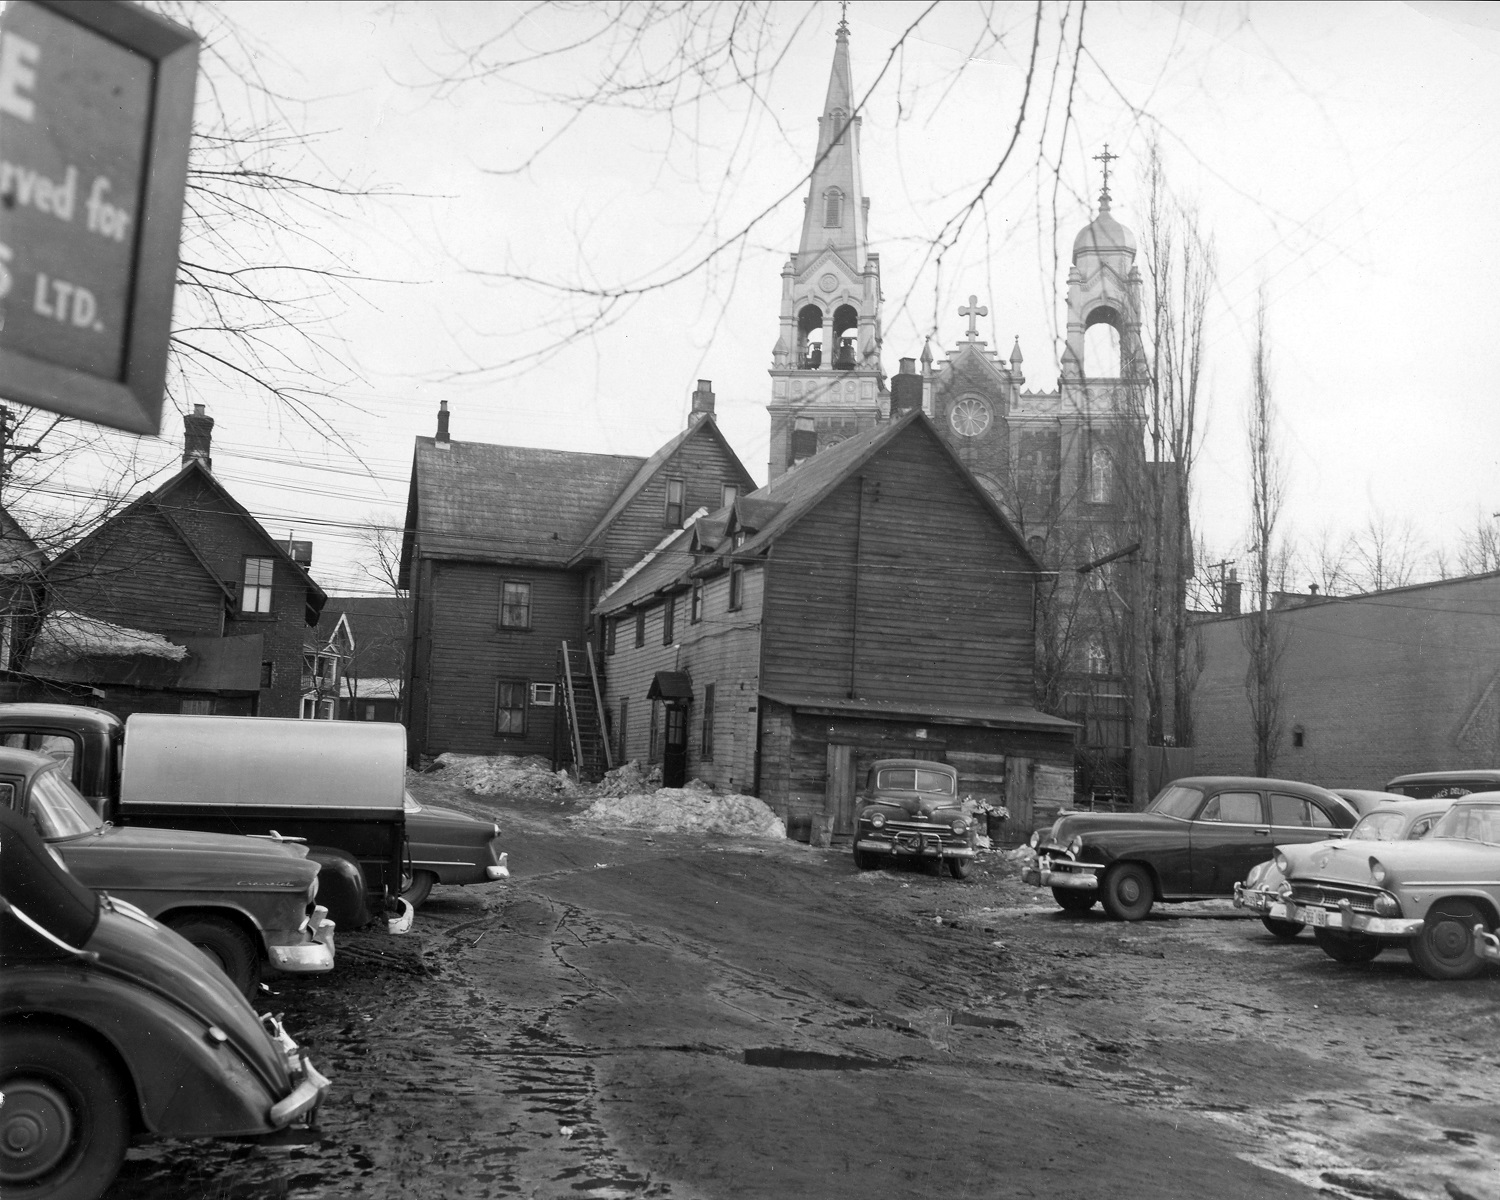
{"left": 1188, "top": 789, "right": 1270, "bottom": 894}
{"left": 1268, "top": 791, "right": 1342, "bottom": 853}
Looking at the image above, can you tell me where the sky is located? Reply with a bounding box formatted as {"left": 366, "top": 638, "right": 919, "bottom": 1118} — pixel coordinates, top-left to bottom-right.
{"left": 20, "top": 0, "right": 1500, "bottom": 595}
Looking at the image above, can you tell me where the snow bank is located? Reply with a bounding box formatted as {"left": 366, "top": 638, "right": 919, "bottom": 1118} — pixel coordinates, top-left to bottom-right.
{"left": 30, "top": 609, "right": 189, "bottom": 663}
{"left": 576, "top": 778, "right": 785, "bottom": 839}
{"left": 431, "top": 752, "right": 578, "bottom": 799}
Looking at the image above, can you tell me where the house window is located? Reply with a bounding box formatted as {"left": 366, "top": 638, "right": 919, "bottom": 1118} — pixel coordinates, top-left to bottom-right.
{"left": 1089, "top": 447, "right": 1114, "bottom": 504}
{"left": 495, "top": 680, "right": 528, "bottom": 736}
{"left": 362, "top": 703, "right": 376, "bottom": 721}
{"left": 690, "top": 581, "right": 703, "bottom": 624}
{"left": 665, "top": 478, "right": 685, "bottom": 527}
{"left": 260, "top": 661, "right": 275, "bottom": 689}
{"left": 530, "top": 682, "right": 557, "bottom": 706}
{"left": 606, "top": 615, "right": 617, "bottom": 655}
{"left": 500, "top": 581, "right": 532, "bottom": 629}
{"left": 241, "top": 557, "right": 274, "bottom": 614}
{"left": 300, "top": 696, "right": 315, "bottom": 719}
{"left": 721, "top": 484, "right": 738, "bottom": 509}
{"left": 635, "top": 608, "right": 645, "bottom": 648}
{"left": 701, "top": 684, "right": 715, "bottom": 759}
{"left": 662, "top": 595, "right": 675, "bottom": 645}
{"left": 728, "top": 564, "right": 743, "bottom": 611}
{"left": 824, "top": 187, "right": 843, "bottom": 227}
{"left": 618, "top": 697, "right": 629, "bottom": 761}
{"left": 181, "top": 699, "right": 213, "bottom": 716}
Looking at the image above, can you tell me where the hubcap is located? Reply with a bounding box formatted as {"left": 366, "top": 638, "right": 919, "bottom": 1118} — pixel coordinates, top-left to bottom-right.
{"left": 1430, "top": 918, "right": 1472, "bottom": 961}
{"left": 1118, "top": 877, "right": 1142, "bottom": 904}
{"left": 0, "top": 1080, "right": 75, "bottom": 1183}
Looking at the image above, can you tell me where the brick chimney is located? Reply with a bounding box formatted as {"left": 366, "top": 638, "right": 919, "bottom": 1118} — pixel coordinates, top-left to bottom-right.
{"left": 182, "top": 404, "right": 213, "bottom": 471}
{"left": 436, "top": 400, "right": 450, "bottom": 444}
{"left": 1222, "top": 568, "right": 1241, "bottom": 616}
{"left": 689, "top": 380, "right": 716, "bottom": 424}
{"left": 891, "top": 357, "right": 922, "bottom": 415}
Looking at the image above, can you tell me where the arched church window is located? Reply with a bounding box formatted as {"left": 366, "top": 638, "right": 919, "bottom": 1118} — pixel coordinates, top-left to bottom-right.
{"left": 949, "top": 396, "right": 992, "bottom": 437}
{"left": 824, "top": 188, "right": 843, "bottom": 228}
{"left": 829, "top": 108, "right": 847, "bottom": 145}
{"left": 797, "top": 304, "right": 824, "bottom": 369}
{"left": 832, "top": 304, "right": 859, "bottom": 369}
{"left": 1089, "top": 447, "right": 1114, "bottom": 504}
{"left": 1085, "top": 637, "right": 1108, "bottom": 675}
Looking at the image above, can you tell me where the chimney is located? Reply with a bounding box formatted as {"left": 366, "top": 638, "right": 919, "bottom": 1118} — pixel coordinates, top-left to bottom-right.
{"left": 436, "top": 400, "right": 450, "bottom": 444}
{"left": 890, "top": 357, "right": 922, "bottom": 415}
{"left": 689, "top": 379, "right": 716, "bottom": 423}
{"left": 1309, "top": 583, "right": 1320, "bottom": 596}
{"left": 182, "top": 404, "right": 213, "bottom": 471}
{"left": 1222, "top": 568, "right": 1241, "bottom": 616}
{"left": 790, "top": 415, "right": 817, "bottom": 466}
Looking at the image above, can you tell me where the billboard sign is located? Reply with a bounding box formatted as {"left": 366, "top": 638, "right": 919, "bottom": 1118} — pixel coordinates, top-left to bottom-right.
{"left": 0, "top": 0, "right": 198, "bottom": 436}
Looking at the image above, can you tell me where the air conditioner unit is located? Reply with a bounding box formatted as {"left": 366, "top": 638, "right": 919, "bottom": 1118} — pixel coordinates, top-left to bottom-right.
{"left": 530, "top": 683, "right": 557, "bottom": 706}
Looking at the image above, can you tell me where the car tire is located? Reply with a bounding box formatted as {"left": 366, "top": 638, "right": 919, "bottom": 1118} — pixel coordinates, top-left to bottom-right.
{"left": 1261, "top": 916, "right": 1305, "bottom": 940}
{"left": 1409, "top": 899, "right": 1490, "bottom": 981}
{"left": 1100, "top": 863, "right": 1154, "bottom": 921}
{"left": 400, "top": 870, "right": 437, "bottom": 908}
{"left": 0, "top": 1025, "right": 131, "bottom": 1200}
{"left": 1313, "top": 926, "right": 1383, "bottom": 964}
{"left": 852, "top": 846, "right": 880, "bottom": 871}
{"left": 1053, "top": 888, "right": 1096, "bottom": 914}
{"left": 165, "top": 914, "right": 260, "bottom": 998}
{"left": 947, "top": 857, "right": 972, "bottom": 880}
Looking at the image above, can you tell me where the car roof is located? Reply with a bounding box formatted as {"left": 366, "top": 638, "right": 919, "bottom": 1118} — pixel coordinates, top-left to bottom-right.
{"left": 869, "top": 759, "right": 957, "bottom": 772}
{"left": 1386, "top": 769, "right": 1500, "bottom": 786}
{"left": 1166, "top": 776, "right": 1340, "bottom": 796}
{"left": 0, "top": 746, "right": 67, "bottom": 780}
{"left": 1334, "top": 789, "right": 1410, "bottom": 814}
{"left": 1354, "top": 797, "right": 1458, "bottom": 818}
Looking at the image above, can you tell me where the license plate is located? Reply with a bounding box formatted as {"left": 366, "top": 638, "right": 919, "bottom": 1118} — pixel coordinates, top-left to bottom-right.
{"left": 1304, "top": 906, "right": 1328, "bottom": 928}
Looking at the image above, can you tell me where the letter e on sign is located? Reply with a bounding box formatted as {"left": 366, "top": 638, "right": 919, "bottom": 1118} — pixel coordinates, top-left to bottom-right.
{"left": 0, "top": 2, "right": 198, "bottom": 437}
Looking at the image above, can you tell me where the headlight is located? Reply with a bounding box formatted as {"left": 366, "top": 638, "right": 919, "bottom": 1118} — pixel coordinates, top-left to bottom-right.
{"left": 1369, "top": 857, "right": 1387, "bottom": 886}
{"left": 1274, "top": 852, "right": 1290, "bottom": 875}
{"left": 1068, "top": 835, "right": 1084, "bottom": 857}
{"left": 951, "top": 818, "right": 968, "bottom": 835}
{"left": 869, "top": 811, "right": 886, "bottom": 829}
{"left": 1029, "top": 831, "right": 1041, "bottom": 849}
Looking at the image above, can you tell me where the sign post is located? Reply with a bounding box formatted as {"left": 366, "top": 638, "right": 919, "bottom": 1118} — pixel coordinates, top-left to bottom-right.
{"left": 0, "top": 0, "right": 198, "bottom": 437}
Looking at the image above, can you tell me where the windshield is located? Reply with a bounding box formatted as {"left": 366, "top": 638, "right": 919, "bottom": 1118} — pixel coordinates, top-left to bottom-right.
{"left": 875, "top": 768, "right": 955, "bottom": 795}
{"left": 1431, "top": 803, "right": 1500, "bottom": 845}
{"left": 29, "top": 768, "right": 104, "bottom": 840}
{"left": 1147, "top": 785, "right": 1204, "bottom": 819}
{"left": 403, "top": 791, "right": 424, "bottom": 815}
{"left": 1349, "top": 810, "right": 1408, "bottom": 842}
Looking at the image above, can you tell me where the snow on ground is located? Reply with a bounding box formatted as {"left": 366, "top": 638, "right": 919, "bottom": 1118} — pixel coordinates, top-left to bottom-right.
{"left": 431, "top": 752, "right": 579, "bottom": 800}
{"left": 575, "top": 778, "right": 786, "bottom": 839}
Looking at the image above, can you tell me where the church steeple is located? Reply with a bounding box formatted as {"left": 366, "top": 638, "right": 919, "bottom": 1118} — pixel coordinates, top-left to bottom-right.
{"left": 766, "top": 15, "right": 884, "bottom": 482}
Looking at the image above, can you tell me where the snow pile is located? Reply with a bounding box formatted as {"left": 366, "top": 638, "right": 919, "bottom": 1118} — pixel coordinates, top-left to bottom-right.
{"left": 432, "top": 753, "right": 578, "bottom": 799}
{"left": 593, "top": 759, "right": 655, "bottom": 797}
{"left": 29, "top": 609, "right": 189, "bottom": 663}
{"left": 576, "top": 778, "right": 785, "bottom": 839}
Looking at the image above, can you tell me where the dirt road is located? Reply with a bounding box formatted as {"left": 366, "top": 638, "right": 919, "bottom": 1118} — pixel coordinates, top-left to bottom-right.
{"left": 111, "top": 783, "right": 1500, "bottom": 1200}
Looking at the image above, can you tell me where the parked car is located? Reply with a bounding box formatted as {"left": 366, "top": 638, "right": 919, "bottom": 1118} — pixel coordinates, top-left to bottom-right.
{"left": 1384, "top": 769, "right": 1500, "bottom": 799}
{"left": 0, "top": 745, "right": 333, "bottom": 997}
{"left": 1332, "top": 789, "right": 1410, "bottom": 814}
{"left": 851, "top": 760, "right": 977, "bottom": 879}
{"left": 1022, "top": 777, "right": 1359, "bottom": 920}
{"left": 0, "top": 803, "right": 331, "bottom": 1200}
{"left": 1235, "top": 796, "right": 1459, "bottom": 938}
{"left": 0, "top": 704, "right": 406, "bottom": 930}
{"left": 1278, "top": 792, "right": 1500, "bottom": 977}
{"left": 401, "top": 790, "right": 509, "bottom": 907}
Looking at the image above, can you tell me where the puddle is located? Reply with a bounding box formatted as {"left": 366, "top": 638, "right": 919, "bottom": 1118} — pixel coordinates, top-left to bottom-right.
{"left": 742, "top": 1047, "right": 897, "bottom": 1071}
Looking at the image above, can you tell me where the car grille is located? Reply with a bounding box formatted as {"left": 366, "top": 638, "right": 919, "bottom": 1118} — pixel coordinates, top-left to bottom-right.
{"left": 880, "top": 820, "right": 964, "bottom": 847}
{"left": 1289, "top": 881, "right": 1382, "bottom": 914}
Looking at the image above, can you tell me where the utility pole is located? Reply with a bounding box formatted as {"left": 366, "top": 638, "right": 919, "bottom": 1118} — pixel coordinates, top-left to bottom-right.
{"left": 1077, "top": 541, "right": 1150, "bottom": 809}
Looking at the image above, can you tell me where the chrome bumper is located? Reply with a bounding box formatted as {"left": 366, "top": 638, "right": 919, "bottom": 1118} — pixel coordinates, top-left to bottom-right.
{"left": 261, "top": 1014, "right": 332, "bottom": 1128}
{"left": 1021, "top": 852, "right": 1101, "bottom": 891}
{"left": 1232, "top": 883, "right": 1288, "bottom": 919}
{"left": 485, "top": 853, "right": 510, "bottom": 881}
{"left": 1475, "top": 926, "right": 1500, "bottom": 964}
{"left": 1283, "top": 899, "right": 1423, "bottom": 938}
{"left": 855, "top": 836, "right": 975, "bottom": 860}
{"left": 266, "top": 907, "right": 335, "bottom": 974}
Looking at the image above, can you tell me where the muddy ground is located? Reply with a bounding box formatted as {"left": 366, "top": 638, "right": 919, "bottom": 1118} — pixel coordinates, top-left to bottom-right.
{"left": 111, "top": 777, "right": 1500, "bottom": 1200}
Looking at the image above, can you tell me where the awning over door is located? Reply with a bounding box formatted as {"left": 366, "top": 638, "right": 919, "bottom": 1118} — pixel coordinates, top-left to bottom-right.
{"left": 648, "top": 671, "right": 693, "bottom": 703}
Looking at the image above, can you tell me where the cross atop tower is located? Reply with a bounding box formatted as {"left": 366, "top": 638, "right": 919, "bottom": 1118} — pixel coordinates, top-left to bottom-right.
{"left": 1093, "top": 144, "right": 1119, "bottom": 212}
{"left": 959, "top": 295, "right": 988, "bottom": 340}
{"left": 837, "top": 0, "right": 849, "bottom": 35}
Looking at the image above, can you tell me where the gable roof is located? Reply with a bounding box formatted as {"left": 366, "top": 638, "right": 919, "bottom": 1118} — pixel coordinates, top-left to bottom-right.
{"left": 597, "top": 411, "right": 1042, "bottom": 613}
{"left": 0, "top": 506, "right": 45, "bottom": 578}
{"left": 568, "top": 416, "right": 756, "bottom": 566}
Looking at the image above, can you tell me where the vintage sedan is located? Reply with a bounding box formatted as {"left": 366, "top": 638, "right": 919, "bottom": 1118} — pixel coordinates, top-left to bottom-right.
{"left": 1, "top": 746, "right": 333, "bottom": 997}
{"left": 1235, "top": 796, "right": 1458, "bottom": 938}
{"left": 1279, "top": 792, "right": 1500, "bottom": 977}
{"left": 1384, "top": 769, "right": 1500, "bottom": 799}
{"left": 401, "top": 791, "right": 509, "bottom": 907}
{"left": 1022, "top": 777, "right": 1359, "bottom": 920}
{"left": 0, "top": 803, "right": 331, "bottom": 1200}
{"left": 851, "top": 760, "right": 976, "bottom": 879}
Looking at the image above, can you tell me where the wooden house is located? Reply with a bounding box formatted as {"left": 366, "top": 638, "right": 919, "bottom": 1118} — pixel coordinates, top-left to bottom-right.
{"left": 328, "top": 595, "right": 409, "bottom": 723}
{"left": 14, "top": 406, "right": 326, "bottom": 718}
{"left": 399, "top": 384, "right": 756, "bottom": 763}
{"left": 595, "top": 406, "right": 1077, "bottom": 842}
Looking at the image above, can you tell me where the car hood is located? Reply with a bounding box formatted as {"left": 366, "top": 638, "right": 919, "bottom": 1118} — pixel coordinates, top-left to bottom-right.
{"left": 1047, "top": 812, "right": 1186, "bottom": 843}
{"left": 409, "top": 804, "right": 500, "bottom": 843}
{"left": 88, "top": 902, "right": 290, "bottom": 1090}
{"left": 55, "top": 824, "right": 319, "bottom": 893}
{"left": 1285, "top": 837, "right": 1500, "bottom": 887}
{"left": 866, "top": 793, "right": 962, "bottom": 818}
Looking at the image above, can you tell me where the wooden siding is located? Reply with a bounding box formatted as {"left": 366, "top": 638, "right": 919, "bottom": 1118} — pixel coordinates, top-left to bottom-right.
{"left": 600, "top": 566, "right": 762, "bottom": 792}
{"left": 760, "top": 430, "right": 1037, "bottom": 708}
{"left": 596, "top": 436, "right": 749, "bottom": 586}
{"left": 419, "top": 561, "right": 583, "bottom": 757}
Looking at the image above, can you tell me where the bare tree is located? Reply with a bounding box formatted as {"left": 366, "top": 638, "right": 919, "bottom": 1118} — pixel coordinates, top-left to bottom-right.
{"left": 1243, "top": 292, "right": 1287, "bottom": 776}
{"left": 1455, "top": 512, "right": 1500, "bottom": 576}
{"left": 1347, "top": 509, "right": 1422, "bottom": 593}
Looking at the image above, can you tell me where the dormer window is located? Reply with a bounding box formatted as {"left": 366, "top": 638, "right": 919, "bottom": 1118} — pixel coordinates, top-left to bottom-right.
{"left": 721, "top": 484, "right": 738, "bottom": 509}
{"left": 823, "top": 188, "right": 843, "bottom": 228}
{"left": 664, "top": 477, "right": 685, "bottom": 527}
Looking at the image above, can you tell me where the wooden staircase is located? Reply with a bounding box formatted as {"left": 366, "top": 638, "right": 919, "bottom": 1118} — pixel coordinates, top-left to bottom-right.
{"left": 558, "top": 641, "right": 614, "bottom": 782}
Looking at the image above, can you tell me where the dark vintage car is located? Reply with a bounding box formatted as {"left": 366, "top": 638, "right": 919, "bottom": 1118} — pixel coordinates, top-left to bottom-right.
{"left": 1022, "top": 777, "right": 1359, "bottom": 920}
{"left": 1384, "top": 769, "right": 1500, "bottom": 799}
{"left": 0, "top": 746, "right": 333, "bottom": 998}
{"left": 1278, "top": 792, "right": 1500, "bottom": 978}
{"left": 851, "top": 760, "right": 976, "bottom": 879}
{"left": 1235, "top": 796, "right": 1459, "bottom": 939}
{"left": 0, "top": 804, "right": 331, "bottom": 1200}
{"left": 401, "top": 791, "right": 509, "bottom": 907}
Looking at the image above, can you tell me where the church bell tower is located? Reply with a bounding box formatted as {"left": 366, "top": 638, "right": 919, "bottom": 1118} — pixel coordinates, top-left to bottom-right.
{"left": 766, "top": 15, "right": 885, "bottom": 480}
